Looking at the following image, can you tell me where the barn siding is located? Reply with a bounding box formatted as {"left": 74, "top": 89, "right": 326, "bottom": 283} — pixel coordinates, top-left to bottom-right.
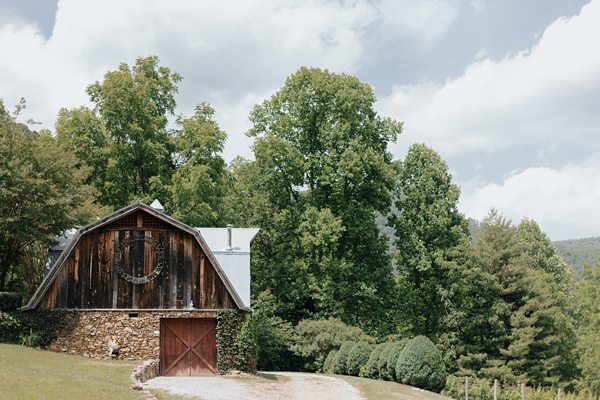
{"left": 40, "top": 212, "right": 236, "bottom": 310}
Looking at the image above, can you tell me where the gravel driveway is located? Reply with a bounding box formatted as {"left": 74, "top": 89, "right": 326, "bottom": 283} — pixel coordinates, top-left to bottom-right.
{"left": 143, "top": 372, "right": 365, "bottom": 400}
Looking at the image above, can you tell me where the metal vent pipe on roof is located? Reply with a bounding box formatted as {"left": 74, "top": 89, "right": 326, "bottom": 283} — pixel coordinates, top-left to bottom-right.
{"left": 227, "top": 224, "right": 233, "bottom": 251}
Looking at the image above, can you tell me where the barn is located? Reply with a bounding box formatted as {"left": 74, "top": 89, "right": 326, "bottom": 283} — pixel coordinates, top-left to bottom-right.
{"left": 23, "top": 200, "right": 258, "bottom": 376}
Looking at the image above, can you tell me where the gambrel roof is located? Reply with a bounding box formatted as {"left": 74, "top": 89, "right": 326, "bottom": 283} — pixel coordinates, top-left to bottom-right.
{"left": 24, "top": 200, "right": 252, "bottom": 311}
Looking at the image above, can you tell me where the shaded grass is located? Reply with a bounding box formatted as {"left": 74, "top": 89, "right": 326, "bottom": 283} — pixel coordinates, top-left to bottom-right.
{"left": 331, "top": 374, "right": 451, "bottom": 400}
{"left": 0, "top": 343, "right": 143, "bottom": 400}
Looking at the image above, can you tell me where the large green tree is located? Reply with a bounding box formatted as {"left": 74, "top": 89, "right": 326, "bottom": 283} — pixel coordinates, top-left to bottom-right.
{"left": 390, "top": 143, "right": 471, "bottom": 337}
{"left": 445, "top": 212, "right": 578, "bottom": 386}
{"left": 0, "top": 100, "right": 102, "bottom": 293}
{"left": 232, "top": 67, "right": 402, "bottom": 333}
{"left": 59, "top": 56, "right": 182, "bottom": 209}
{"left": 170, "top": 103, "right": 229, "bottom": 226}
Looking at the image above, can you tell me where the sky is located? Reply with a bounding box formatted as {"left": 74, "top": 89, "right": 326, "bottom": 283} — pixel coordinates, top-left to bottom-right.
{"left": 0, "top": 0, "right": 598, "bottom": 240}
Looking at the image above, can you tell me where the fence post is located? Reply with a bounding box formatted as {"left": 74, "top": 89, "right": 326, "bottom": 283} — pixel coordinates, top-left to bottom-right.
{"left": 521, "top": 383, "right": 525, "bottom": 400}
{"left": 465, "top": 377, "right": 469, "bottom": 400}
{"left": 493, "top": 379, "right": 498, "bottom": 400}
{"left": 558, "top": 387, "right": 562, "bottom": 400}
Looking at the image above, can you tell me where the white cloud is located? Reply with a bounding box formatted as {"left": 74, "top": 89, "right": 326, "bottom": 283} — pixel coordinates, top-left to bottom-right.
{"left": 460, "top": 155, "right": 600, "bottom": 240}
{"left": 378, "top": 0, "right": 600, "bottom": 159}
{"left": 0, "top": 0, "right": 378, "bottom": 145}
{"left": 0, "top": 0, "right": 464, "bottom": 160}
{"left": 378, "top": 0, "right": 462, "bottom": 43}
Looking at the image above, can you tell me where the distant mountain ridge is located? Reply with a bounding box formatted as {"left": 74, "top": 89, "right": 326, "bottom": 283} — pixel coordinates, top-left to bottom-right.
{"left": 554, "top": 236, "right": 600, "bottom": 277}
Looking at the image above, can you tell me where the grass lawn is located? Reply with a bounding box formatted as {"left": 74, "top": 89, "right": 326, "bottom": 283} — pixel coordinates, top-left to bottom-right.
{"left": 332, "top": 374, "right": 451, "bottom": 400}
{"left": 0, "top": 343, "right": 146, "bottom": 400}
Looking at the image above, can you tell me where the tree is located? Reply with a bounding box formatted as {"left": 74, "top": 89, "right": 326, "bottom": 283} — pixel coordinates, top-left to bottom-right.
{"left": 243, "top": 67, "right": 402, "bottom": 333}
{"left": 444, "top": 211, "right": 578, "bottom": 386}
{"left": 83, "top": 55, "right": 181, "bottom": 208}
{"left": 390, "top": 143, "right": 470, "bottom": 337}
{"left": 0, "top": 99, "right": 102, "bottom": 292}
{"left": 575, "top": 262, "right": 600, "bottom": 395}
{"left": 170, "top": 103, "right": 229, "bottom": 226}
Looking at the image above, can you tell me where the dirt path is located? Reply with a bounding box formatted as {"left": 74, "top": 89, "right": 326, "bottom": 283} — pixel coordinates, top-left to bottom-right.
{"left": 143, "top": 372, "right": 365, "bottom": 400}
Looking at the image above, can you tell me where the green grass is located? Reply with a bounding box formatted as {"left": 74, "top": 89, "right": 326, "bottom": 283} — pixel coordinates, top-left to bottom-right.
{"left": 0, "top": 343, "right": 145, "bottom": 400}
{"left": 332, "top": 374, "right": 451, "bottom": 400}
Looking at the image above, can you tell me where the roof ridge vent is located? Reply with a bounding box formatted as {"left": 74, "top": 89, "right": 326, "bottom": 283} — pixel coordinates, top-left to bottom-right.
{"left": 150, "top": 199, "right": 164, "bottom": 212}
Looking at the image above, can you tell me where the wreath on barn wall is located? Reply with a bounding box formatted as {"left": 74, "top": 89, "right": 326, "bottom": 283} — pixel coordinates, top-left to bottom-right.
{"left": 114, "top": 234, "right": 166, "bottom": 284}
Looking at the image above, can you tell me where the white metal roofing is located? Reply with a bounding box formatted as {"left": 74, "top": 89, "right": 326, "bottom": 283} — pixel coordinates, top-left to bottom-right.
{"left": 195, "top": 228, "right": 260, "bottom": 254}
{"left": 195, "top": 228, "right": 259, "bottom": 307}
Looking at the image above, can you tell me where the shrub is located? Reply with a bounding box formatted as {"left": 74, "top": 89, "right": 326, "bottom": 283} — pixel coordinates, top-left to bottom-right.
{"left": 0, "top": 311, "right": 21, "bottom": 342}
{"left": 323, "top": 349, "right": 337, "bottom": 373}
{"left": 365, "top": 343, "right": 387, "bottom": 379}
{"left": 9, "top": 309, "right": 69, "bottom": 345}
{"left": 20, "top": 329, "right": 43, "bottom": 347}
{"left": 386, "top": 339, "right": 408, "bottom": 382}
{"left": 254, "top": 313, "right": 297, "bottom": 371}
{"left": 346, "top": 341, "right": 372, "bottom": 376}
{"left": 332, "top": 341, "right": 354, "bottom": 375}
{"left": 396, "top": 336, "right": 446, "bottom": 392}
{"left": 293, "top": 318, "right": 374, "bottom": 372}
{"left": 0, "top": 292, "right": 22, "bottom": 311}
{"left": 377, "top": 342, "right": 395, "bottom": 380}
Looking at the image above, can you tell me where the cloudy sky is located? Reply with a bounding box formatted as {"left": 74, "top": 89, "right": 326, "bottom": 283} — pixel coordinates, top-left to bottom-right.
{"left": 1, "top": 0, "right": 598, "bottom": 240}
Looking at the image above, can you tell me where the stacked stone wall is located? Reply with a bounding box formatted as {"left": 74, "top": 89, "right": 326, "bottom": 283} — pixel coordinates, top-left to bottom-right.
{"left": 50, "top": 310, "right": 216, "bottom": 359}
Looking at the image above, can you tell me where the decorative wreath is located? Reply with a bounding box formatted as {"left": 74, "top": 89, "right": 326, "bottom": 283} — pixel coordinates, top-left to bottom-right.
{"left": 114, "top": 234, "right": 166, "bottom": 284}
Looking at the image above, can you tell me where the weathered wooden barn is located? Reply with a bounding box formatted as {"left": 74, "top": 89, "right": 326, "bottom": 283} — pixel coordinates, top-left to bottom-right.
{"left": 24, "top": 200, "right": 258, "bottom": 376}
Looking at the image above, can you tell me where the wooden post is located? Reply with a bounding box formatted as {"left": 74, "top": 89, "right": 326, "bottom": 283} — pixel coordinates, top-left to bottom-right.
{"left": 465, "top": 377, "right": 469, "bottom": 400}
{"left": 493, "top": 379, "right": 498, "bottom": 400}
{"left": 558, "top": 388, "right": 562, "bottom": 400}
{"left": 521, "top": 383, "right": 526, "bottom": 400}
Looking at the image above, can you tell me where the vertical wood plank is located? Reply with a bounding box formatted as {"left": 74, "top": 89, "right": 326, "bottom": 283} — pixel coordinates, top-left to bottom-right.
{"left": 184, "top": 235, "right": 192, "bottom": 308}
{"left": 199, "top": 253, "right": 205, "bottom": 308}
{"left": 112, "top": 230, "right": 119, "bottom": 308}
{"left": 169, "top": 233, "right": 178, "bottom": 308}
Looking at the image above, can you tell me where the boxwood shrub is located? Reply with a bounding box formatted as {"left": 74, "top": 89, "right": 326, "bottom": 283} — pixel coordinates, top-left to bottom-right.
{"left": 365, "top": 343, "right": 387, "bottom": 379}
{"left": 385, "top": 339, "right": 408, "bottom": 382}
{"left": 323, "top": 349, "right": 337, "bottom": 373}
{"left": 332, "top": 341, "right": 354, "bottom": 375}
{"left": 346, "top": 341, "right": 372, "bottom": 376}
{"left": 376, "top": 342, "right": 395, "bottom": 380}
{"left": 396, "top": 335, "right": 446, "bottom": 393}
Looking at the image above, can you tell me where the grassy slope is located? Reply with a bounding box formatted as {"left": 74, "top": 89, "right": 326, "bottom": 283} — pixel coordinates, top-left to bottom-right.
{"left": 330, "top": 375, "right": 450, "bottom": 400}
{"left": 0, "top": 343, "right": 144, "bottom": 400}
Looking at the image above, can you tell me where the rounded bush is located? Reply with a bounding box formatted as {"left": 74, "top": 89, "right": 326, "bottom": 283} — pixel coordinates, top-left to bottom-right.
{"left": 365, "top": 343, "right": 387, "bottom": 379}
{"left": 0, "top": 312, "right": 21, "bottom": 342}
{"left": 385, "top": 339, "right": 408, "bottom": 382}
{"left": 376, "top": 342, "right": 395, "bottom": 380}
{"left": 346, "top": 341, "right": 372, "bottom": 376}
{"left": 332, "top": 341, "right": 354, "bottom": 375}
{"left": 395, "top": 336, "right": 446, "bottom": 392}
{"left": 323, "top": 349, "right": 337, "bottom": 373}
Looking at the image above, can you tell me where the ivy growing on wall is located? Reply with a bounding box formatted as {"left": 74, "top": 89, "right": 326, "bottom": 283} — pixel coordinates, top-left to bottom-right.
{"left": 1, "top": 309, "right": 70, "bottom": 345}
{"left": 216, "top": 309, "right": 257, "bottom": 373}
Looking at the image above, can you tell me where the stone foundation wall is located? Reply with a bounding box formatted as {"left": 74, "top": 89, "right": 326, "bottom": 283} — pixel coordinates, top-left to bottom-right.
{"left": 50, "top": 310, "right": 217, "bottom": 360}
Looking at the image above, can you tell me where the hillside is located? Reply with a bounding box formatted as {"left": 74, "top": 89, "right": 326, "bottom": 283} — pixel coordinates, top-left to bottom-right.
{"left": 554, "top": 236, "right": 600, "bottom": 277}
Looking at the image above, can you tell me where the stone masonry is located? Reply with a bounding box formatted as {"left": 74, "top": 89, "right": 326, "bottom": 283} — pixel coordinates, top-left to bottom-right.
{"left": 50, "top": 310, "right": 217, "bottom": 359}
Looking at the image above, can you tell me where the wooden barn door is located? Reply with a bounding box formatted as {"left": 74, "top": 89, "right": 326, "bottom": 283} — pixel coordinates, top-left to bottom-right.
{"left": 160, "top": 318, "right": 217, "bottom": 376}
